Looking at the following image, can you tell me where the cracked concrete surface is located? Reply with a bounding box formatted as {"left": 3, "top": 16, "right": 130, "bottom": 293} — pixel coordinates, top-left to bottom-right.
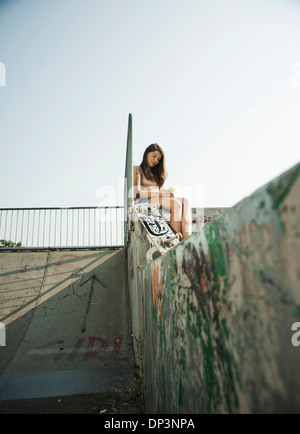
{"left": 0, "top": 249, "right": 134, "bottom": 401}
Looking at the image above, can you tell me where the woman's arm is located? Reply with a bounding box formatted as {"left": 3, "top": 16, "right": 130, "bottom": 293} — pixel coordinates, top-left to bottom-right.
{"left": 133, "top": 166, "right": 173, "bottom": 200}
{"left": 133, "top": 167, "right": 150, "bottom": 199}
{"left": 159, "top": 185, "right": 174, "bottom": 198}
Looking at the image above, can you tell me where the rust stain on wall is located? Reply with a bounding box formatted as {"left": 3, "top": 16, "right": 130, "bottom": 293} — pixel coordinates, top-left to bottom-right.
{"left": 151, "top": 261, "right": 163, "bottom": 323}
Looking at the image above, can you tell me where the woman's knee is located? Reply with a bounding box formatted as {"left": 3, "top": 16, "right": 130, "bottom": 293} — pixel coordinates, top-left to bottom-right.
{"left": 178, "top": 197, "right": 190, "bottom": 208}
{"left": 171, "top": 198, "right": 183, "bottom": 220}
{"left": 161, "top": 197, "right": 182, "bottom": 220}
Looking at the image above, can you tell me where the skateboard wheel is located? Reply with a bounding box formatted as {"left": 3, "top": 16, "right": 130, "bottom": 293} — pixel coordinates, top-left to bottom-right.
{"left": 176, "top": 233, "right": 183, "bottom": 241}
{"left": 157, "top": 238, "right": 163, "bottom": 246}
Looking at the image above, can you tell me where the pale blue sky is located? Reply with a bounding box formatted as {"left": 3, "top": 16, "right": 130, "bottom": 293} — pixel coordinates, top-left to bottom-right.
{"left": 0, "top": 0, "right": 299, "bottom": 208}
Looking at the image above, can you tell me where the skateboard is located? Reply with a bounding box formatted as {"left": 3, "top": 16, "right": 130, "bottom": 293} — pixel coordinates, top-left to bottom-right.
{"left": 134, "top": 203, "right": 182, "bottom": 259}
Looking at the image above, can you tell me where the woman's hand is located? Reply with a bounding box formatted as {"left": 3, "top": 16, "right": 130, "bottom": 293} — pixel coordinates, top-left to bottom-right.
{"left": 159, "top": 188, "right": 174, "bottom": 198}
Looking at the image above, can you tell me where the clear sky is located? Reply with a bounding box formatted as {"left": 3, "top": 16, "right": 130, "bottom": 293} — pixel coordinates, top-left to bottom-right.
{"left": 0, "top": 0, "right": 299, "bottom": 209}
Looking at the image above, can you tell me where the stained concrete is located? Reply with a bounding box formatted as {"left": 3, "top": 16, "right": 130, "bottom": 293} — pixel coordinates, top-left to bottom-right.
{"left": 127, "top": 162, "right": 300, "bottom": 414}
{"left": 0, "top": 249, "right": 134, "bottom": 401}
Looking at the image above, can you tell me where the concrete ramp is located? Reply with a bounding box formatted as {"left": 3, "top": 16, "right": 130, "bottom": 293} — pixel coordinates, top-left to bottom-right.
{"left": 0, "top": 249, "right": 134, "bottom": 401}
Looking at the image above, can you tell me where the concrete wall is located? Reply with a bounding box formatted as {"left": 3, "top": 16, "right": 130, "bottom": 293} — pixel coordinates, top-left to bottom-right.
{"left": 127, "top": 162, "right": 300, "bottom": 414}
{"left": 0, "top": 249, "right": 134, "bottom": 400}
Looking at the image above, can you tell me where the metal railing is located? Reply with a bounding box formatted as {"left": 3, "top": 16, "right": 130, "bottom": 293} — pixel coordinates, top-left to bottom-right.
{"left": 124, "top": 113, "right": 133, "bottom": 245}
{"left": 0, "top": 206, "right": 124, "bottom": 250}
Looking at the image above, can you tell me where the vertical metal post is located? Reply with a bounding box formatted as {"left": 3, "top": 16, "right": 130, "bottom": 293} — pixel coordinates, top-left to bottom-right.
{"left": 82, "top": 208, "right": 84, "bottom": 246}
{"left": 124, "top": 113, "right": 133, "bottom": 245}
{"left": 21, "top": 209, "right": 24, "bottom": 246}
{"left": 26, "top": 210, "right": 30, "bottom": 247}
{"left": 110, "top": 208, "right": 112, "bottom": 246}
{"left": 60, "top": 209, "right": 62, "bottom": 247}
{"left": 37, "top": 209, "right": 40, "bottom": 247}
{"left": 9, "top": 210, "right": 13, "bottom": 242}
{"left": 4, "top": 211, "right": 7, "bottom": 241}
{"left": 15, "top": 210, "right": 19, "bottom": 244}
{"left": 42, "top": 209, "right": 46, "bottom": 247}
{"left": 49, "top": 210, "right": 52, "bottom": 247}
{"left": 104, "top": 208, "right": 106, "bottom": 245}
{"left": 32, "top": 210, "right": 35, "bottom": 246}
{"left": 88, "top": 208, "right": 90, "bottom": 246}
{"left": 94, "top": 208, "right": 96, "bottom": 246}
{"left": 66, "top": 209, "right": 69, "bottom": 246}
{"left": 72, "top": 209, "right": 74, "bottom": 246}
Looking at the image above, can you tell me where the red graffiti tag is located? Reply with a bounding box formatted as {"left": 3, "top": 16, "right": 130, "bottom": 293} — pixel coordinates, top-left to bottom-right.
{"left": 31, "top": 337, "right": 131, "bottom": 362}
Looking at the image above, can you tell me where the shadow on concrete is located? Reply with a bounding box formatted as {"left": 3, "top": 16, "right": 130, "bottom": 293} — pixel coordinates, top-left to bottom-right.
{"left": 0, "top": 249, "right": 134, "bottom": 407}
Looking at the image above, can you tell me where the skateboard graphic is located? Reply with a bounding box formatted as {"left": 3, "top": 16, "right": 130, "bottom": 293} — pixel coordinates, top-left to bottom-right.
{"left": 134, "top": 203, "right": 182, "bottom": 261}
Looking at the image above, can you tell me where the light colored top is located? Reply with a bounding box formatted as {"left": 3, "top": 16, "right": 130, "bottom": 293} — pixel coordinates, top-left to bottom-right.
{"left": 133, "top": 165, "right": 159, "bottom": 190}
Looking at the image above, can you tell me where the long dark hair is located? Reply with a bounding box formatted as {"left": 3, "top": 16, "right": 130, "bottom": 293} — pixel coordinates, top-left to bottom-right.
{"left": 140, "top": 143, "right": 167, "bottom": 187}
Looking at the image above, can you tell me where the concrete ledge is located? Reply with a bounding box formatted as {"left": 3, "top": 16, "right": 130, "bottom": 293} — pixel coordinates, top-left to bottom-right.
{"left": 127, "top": 162, "right": 300, "bottom": 413}
{"left": 0, "top": 368, "right": 133, "bottom": 401}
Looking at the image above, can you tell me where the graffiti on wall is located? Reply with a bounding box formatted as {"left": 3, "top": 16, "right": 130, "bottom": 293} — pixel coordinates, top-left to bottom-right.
{"left": 30, "top": 336, "right": 132, "bottom": 361}
{"left": 137, "top": 164, "right": 300, "bottom": 414}
{"left": 152, "top": 262, "right": 163, "bottom": 323}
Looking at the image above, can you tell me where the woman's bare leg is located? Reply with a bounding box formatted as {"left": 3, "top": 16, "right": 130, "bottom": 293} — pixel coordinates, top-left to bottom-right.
{"left": 178, "top": 197, "right": 192, "bottom": 239}
{"left": 148, "top": 195, "right": 191, "bottom": 239}
{"left": 158, "top": 196, "right": 182, "bottom": 235}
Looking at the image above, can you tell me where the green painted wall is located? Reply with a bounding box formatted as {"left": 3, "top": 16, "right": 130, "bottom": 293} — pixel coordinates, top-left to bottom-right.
{"left": 127, "top": 162, "right": 300, "bottom": 414}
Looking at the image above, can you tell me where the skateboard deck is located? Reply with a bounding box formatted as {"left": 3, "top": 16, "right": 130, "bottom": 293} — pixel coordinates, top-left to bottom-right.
{"left": 134, "top": 203, "right": 182, "bottom": 259}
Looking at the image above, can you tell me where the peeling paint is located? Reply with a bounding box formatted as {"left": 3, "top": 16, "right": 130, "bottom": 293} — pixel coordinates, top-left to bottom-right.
{"left": 151, "top": 262, "right": 163, "bottom": 323}
{"left": 127, "top": 162, "right": 300, "bottom": 414}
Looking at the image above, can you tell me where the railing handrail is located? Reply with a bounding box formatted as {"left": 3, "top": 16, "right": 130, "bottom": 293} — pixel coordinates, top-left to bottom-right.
{"left": 0, "top": 206, "right": 124, "bottom": 249}
{"left": 0, "top": 206, "right": 124, "bottom": 211}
